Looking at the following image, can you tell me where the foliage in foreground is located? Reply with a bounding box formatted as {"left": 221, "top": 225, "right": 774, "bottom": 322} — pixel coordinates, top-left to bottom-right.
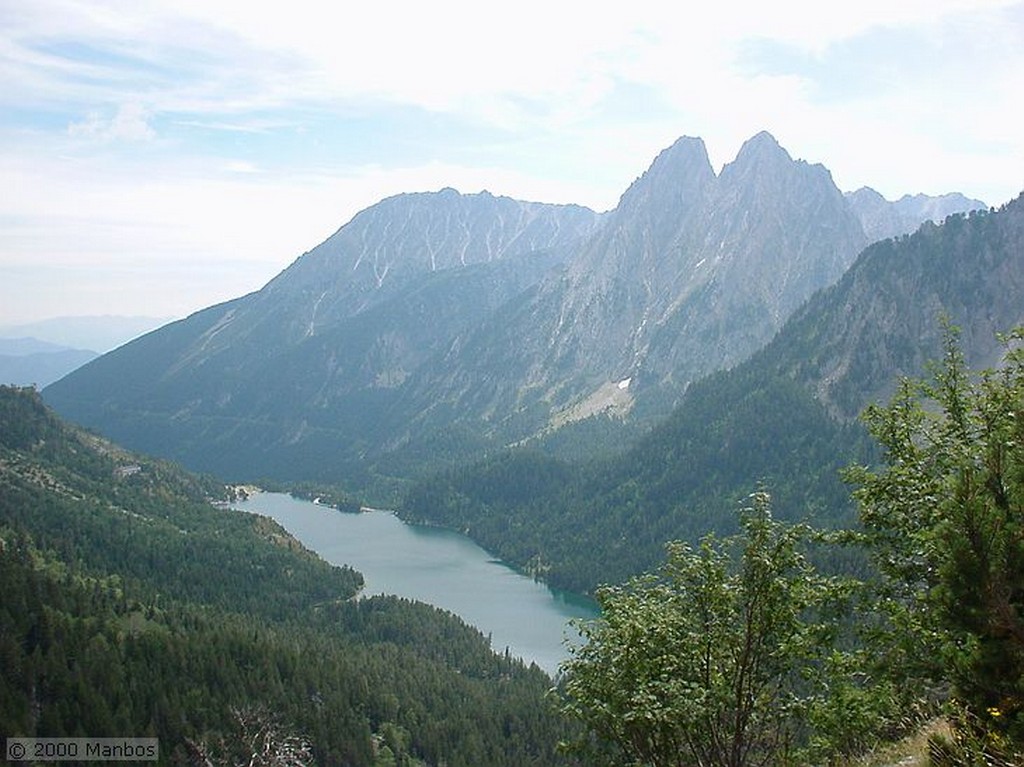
{"left": 558, "top": 492, "right": 889, "bottom": 767}
{"left": 560, "top": 325, "right": 1024, "bottom": 766}
{"left": 848, "top": 326, "right": 1024, "bottom": 764}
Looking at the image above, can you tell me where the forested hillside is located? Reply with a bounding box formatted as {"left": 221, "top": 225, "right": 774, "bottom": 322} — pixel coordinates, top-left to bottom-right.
{"left": 558, "top": 327, "right": 1024, "bottom": 765}
{"left": 0, "top": 386, "right": 575, "bottom": 766}
{"left": 403, "top": 195, "right": 1024, "bottom": 594}
{"left": 403, "top": 371, "right": 870, "bottom": 593}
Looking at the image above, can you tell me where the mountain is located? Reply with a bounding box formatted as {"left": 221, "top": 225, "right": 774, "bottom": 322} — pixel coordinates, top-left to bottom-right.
{"left": 45, "top": 190, "right": 601, "bottom": 486}
{"left": 43, "top": 132, "right": 985, "bottom": 496}
{"left": 402, "top": 194, "right": 1024, "bottom": 593}
{"left": 846, "top": 187, "right": 986, "bottom": 242}
{"left": 0, "top": 315, "right": 171, "bottom": 354}
{"left": 390, "top": 131, "right": 870, "bottom": 448}
{"left": 0, "top": 315, "right": 171, "bottom": 387}
{"left": 0, "top": 338, "right": 98, "bottom": 387}
{"left": 0, "top": 385, "right": 573, "bottom": 764}
{"left": 762, "top": 196, "right": 1023, "bottom": 418}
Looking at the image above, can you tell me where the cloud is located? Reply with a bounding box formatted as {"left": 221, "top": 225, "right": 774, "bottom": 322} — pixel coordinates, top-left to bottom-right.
{"left": 1, "top": 0, "right": 1023, "bottom": 324}
{"left": 67, "top": 102, "right": 156, "bottom": 141}
{"left": 223, "top": 160, "right": 260, "bottom": 174}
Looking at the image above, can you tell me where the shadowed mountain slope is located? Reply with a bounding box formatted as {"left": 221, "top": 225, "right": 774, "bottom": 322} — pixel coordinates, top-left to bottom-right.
{"left": 402, "top": 194, "right": 1024, "bottom": 592}
{"left": 44, "top": 134, "right": 986, "bottom": 494}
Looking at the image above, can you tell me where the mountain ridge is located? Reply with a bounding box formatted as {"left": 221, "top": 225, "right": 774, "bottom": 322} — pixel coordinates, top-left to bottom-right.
{"left": 401, "top": 193, "right": 1024, "bottom": 592}
{"left": 0, "top": 315, "right": 171, "bottom": 354}
{"left": 43, "top": 131, "right": 988, "bottom": 494}
{"left": 846, "top": 186, "right": 986, "bottom": 242}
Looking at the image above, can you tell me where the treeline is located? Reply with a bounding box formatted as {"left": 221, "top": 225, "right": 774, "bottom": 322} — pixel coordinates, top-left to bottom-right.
{"left": 402, "top": 371, "right": 874, "bottom": 593}
{"left": 0, "top": 386, "right": 576, "bottom": 766}
{"left": 258, "top": 479, "right": 364, "bottom": 514}
{"left": 400, "top": 201, "right": 1024, "bottom": 595}
{"left": 558, "top": 327, "right": 1024, "bottom": 764}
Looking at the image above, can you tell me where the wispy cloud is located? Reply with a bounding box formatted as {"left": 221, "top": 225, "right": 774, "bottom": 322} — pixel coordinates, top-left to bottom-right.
{"left": 67, "top": 102, "right": 156, "bottom": 141}
{"left": 1, "top": 0, "right": 1022, "bottom": 323}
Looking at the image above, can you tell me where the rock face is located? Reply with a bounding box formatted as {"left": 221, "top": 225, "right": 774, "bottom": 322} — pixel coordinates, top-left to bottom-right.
{"left": 42, "top": 132, "right": 990, "bottom": 486}
{"left": 765, "top": 193, "right": 1024, "bottom": 420}
{"left": 404, "top": 131, "right": 869, "bottom": 441}
{"left": 261, "top": 188, "right": 603, "bottom": 328}
{"left": 846, "top": 186, "right": 986, "bottom": 242}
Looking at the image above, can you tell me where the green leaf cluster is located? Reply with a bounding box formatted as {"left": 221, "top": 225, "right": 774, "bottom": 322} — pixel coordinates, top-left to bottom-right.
{"left": 557, "top": 492, "right": 883, "bottom": 766}
{"left": 848, "top": 325, "right": 1024, "bottom": 760}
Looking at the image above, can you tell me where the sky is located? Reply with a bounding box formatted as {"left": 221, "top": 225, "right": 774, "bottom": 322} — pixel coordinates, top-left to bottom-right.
{"left": 2, "top": 0, "right": 1023, "bottom": 326}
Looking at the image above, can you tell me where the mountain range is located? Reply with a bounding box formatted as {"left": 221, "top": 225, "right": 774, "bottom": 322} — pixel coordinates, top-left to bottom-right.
{"left": 0, "top": 315, "right": 171, "bottom": 388}
{"left": 43, "top": 131, "right": 988, "bottom": 500}
{"left": 0, "top": 315, "right": 171, "bottom": 354}
{"left": 0, "top": 338, "right": 98, "bottom": 389}
{"left": 402, "top": 194, "right": 1024, "bottom": 591}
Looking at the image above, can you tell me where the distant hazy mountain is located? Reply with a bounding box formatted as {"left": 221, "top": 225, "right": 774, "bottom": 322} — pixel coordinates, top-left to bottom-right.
{"left": 0, "top": 315, "right": 171, "bottom": 354}
{"left": 0, "top": 338, "right": 98, "bottom": 388}
{"left": 845, "top": 187, "right": 986, "bottom": 243}
{"left": 0, "top": 316, "right": 169, "bottom": 387}
{"left": 43, "top": 132, "right": 988, "bottom": 493}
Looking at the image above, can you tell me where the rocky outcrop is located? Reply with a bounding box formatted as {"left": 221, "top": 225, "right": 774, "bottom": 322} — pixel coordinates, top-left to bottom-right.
{"left": 846, "top": 187, "right": 985, "bottom": 243}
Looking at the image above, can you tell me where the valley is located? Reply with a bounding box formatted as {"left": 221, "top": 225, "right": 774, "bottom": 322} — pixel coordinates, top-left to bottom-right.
{"left": 43, "top": 132, "right": 986, "bottom": 498}
{"left": 6, "top": 1, "right": 1024, "bottom": 762}
{"left": 0, "top": 386, "right": 575, "bottom": 765}
{"left": 15, "top": 129, "right": 1024, "bottom": 765}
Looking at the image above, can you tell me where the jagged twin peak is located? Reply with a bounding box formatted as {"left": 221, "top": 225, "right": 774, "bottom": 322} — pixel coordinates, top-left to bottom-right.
{"left": 43, "top": 130, "right": 986, "bottom": 484}
{"left": 413, "top": 131, "right": 871, "bottom": 437}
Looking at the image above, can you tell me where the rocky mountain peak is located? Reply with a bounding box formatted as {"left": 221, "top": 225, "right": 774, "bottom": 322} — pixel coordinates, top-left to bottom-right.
{"left": 715, "top": 130, "right": 835, "bottom": 210}
{"left": 646, "top": 135, "right": 713, "bottom": 179}
{"left": 894, "top": 191, "right": 987, "bottom": 222}
{"left": 846, "top": 186, "right": 987, "bottom": 242}
{"left": 615, "top": 135, "right": 715, "bottom": 218}
{"left": 259, "top": 188, "right": 603, "bottom": 324}
{"left": 728, "top": 130, "right": 790, "bottom": 169}
{"left": 847, "top": 186, "right": 887, "bottom": 205}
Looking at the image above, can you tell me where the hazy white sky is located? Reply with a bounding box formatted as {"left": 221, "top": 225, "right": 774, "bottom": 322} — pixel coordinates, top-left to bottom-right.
{"left": 2, "top": 0, "right": 1022, "bottom": 324}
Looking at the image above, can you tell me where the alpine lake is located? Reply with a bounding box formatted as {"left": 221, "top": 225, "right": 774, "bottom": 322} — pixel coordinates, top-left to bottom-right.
{"left": 232, "top": 492, "right": 599, "bottom": 676}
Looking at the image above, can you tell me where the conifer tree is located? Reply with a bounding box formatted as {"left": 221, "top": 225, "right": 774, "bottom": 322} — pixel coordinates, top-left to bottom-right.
{"left": 848, "top": 325, "right": 1024, "bottom": 760}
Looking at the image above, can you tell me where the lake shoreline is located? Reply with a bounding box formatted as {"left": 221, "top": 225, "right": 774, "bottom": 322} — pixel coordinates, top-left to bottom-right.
{"left": 230, "top": 491, "right": 598, "bottom": 675}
